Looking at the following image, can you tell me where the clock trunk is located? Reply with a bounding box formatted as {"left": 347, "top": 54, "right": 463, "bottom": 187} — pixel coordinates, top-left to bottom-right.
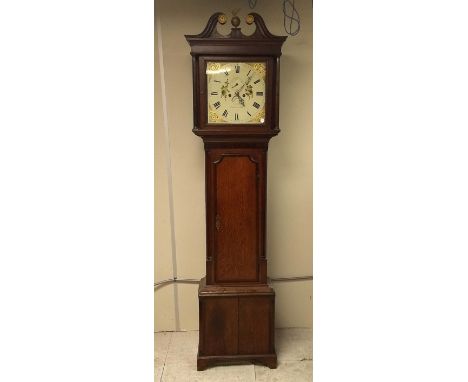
{"left": 206, "top": 148, "right": 267, "bottom": 285}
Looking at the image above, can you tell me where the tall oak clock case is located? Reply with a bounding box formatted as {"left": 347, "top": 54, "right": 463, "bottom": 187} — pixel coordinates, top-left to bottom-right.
{"left": 185, "top": 12, "right": 286, "bottom": 371}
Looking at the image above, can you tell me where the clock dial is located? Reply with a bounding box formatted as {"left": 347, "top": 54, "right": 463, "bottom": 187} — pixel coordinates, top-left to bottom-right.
{"left": 207, "top": 62, "right": 266, "bottom": 124}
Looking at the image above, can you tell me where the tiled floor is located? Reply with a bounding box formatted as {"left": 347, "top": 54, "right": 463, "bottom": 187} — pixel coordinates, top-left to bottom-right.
{"left": 155, "top": 328, "right": 312, "bottom": 381}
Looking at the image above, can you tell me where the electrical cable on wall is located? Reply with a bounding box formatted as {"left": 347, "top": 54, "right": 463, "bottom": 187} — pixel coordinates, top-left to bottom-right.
{"left": 246, "top": 0, "right": 301, "bottom": 36}
{"left": 155, "top": 275, "right": 313, "bottom": 288}
{"left": 248, "top": 0, "right": 258, "bottom": 8}
{"left": 283, "top": 0, "right": 300, "bottom": 36}
{"left": 156, "top": 16, "right": 181, "bottom": 331}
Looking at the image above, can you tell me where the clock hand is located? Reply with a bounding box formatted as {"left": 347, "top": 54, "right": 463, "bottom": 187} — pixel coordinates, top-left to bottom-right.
{"left": 234, "top": 83, "right": 245, "bottom": 97}
{"left": 232, "top": 86, "right": 247, "bottom": 106}
{"left": 232, "top": 81, "right": 247, "bottom": 105}
{"left": 237, "top": 81, "right": 246, "bottom": 93}
{"left": 231, "top": 75, "right": 250, "bottom": 89}
{"left": 230, "top": 75, "right": 253, "bottom": 107}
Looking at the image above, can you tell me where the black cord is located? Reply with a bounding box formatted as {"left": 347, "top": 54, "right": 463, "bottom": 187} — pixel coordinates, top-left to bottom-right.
{"left": 248, "top": 0, "right": 258, "bottom": 9}
{"left": 246, "top": 0, "right": 301, "bottom": 36}
{"left": 283, "top": 0, "right": 301, "bottom": 36}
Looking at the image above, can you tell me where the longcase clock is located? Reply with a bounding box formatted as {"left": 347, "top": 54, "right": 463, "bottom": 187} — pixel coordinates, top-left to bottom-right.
{"left": 185, "top": 12, "right": 287, "bottom": 371}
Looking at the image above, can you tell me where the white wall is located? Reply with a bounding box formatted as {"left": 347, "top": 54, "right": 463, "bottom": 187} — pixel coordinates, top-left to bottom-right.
{"left": 155, "top": 0, "right": 312, "bottom": 332}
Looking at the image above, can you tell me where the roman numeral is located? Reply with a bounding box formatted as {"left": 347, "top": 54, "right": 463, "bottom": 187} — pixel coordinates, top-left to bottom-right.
{"left": 222, "top": 109, "right": 228, "bottom": 117}
{"left": 211, "top": 91, "right": 218, "bottom": 95}
{"left": 235, "top": 113, "right": 239, "bottom": 121}
{"left": 224, "top": 70, "right": 229, "bottom": 76}
{"left": 247, "top": 111, "right": 251, "bottom": 116}
{"left": 256, "top": 92, "right": 263, "bottom": 96}
{"left": 214, "top": 101, "right": 221, "bottom": 109}
{"left": 214, "top": 80, "right": 221, "bottom": 83}
{"left": 247, "top": 70, "right": 251, "bottom": 76}
{"left": 253, "top": 102, "right": 260, "bottom": 109}
{"left": 254, "top": 79, "right": 260, "bottom": 84}
{"left": 235, "top": 65, "right": 240, "bottom": 73}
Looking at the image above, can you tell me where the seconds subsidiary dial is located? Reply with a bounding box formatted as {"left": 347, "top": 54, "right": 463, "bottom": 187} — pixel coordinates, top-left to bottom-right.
{"left": 207, "top": 62, "right": 266, "bottom": 124}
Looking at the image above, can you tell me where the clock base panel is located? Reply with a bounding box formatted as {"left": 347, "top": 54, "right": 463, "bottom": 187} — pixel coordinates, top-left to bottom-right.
{"left": 197, "top": 277, "right": 277, "bottom": 370}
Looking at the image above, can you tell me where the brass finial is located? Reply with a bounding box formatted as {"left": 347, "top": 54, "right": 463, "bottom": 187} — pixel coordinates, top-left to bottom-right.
{"left": 246, "top": 14, "right": 254, "bottom": 25}
{"left": 218, "top": 14, "right": 227, "bottom": 24}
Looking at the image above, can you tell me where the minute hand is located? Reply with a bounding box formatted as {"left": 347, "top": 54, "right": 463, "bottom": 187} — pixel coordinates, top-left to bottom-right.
{"left": 235, "top": 82, "right": 246, "bottom": 94}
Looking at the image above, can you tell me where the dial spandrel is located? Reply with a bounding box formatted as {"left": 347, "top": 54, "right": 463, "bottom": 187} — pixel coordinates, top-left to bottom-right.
{"left": 207, "top": 62, "right": 266, "bottom": 124}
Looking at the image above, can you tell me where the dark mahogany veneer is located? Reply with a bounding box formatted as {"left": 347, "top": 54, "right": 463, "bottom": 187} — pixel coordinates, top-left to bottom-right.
{"left": 185, "top": 12, "right": 286, "bottom": 371}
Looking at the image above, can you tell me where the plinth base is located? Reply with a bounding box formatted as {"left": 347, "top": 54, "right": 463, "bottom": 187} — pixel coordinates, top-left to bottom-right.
{"left": 197, "top": 353, "right": 277, "bottom": 371}
{"left": 197, "top": 277, "right": 277, "bottom": 371}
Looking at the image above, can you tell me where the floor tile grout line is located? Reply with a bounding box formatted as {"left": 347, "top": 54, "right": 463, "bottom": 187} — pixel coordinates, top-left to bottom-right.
{"left": 159, "top": 332, "right": 173, "bottom": 382}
